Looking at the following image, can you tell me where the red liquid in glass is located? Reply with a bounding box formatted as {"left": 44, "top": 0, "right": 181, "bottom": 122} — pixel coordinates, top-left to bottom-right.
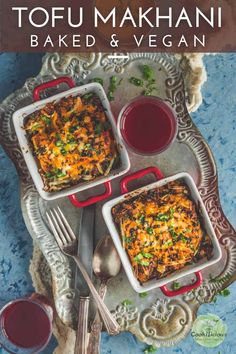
{"left": 2, "top": 300, "right": 51, "bottom": 348}
{"left": 121, "top": 98, "right": 177, "bottom": 154}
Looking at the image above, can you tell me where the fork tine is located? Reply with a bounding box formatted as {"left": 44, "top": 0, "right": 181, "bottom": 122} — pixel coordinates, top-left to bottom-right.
{"left": 46, "top": 212, "right": 64, "bottom": 248}
{"left": 52, "top": 208, "right": 72, "bottom": 243}
{"left": 49, "top": 210, "right": 68, "bottom": 245}
{"left": 57, "top": 206, "right": 77, "bottom": 241}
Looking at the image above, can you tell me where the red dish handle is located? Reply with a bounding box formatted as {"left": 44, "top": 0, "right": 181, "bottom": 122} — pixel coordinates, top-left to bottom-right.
{"left": 160, "top": 271, "right": 203, "bottom": 297}
{"left": 120, "top": 166, "right": 164, "bottom": 194}
{"left": 68, "top": 181, "right": 112, "bottom": 208}
{"left": 33, "top": 77, "right": 75, "bottom": 101}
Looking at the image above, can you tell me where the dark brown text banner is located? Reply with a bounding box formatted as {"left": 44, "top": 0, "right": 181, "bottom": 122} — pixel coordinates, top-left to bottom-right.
{"left": 0, "top": 0, "right": 236, "bottom": 52}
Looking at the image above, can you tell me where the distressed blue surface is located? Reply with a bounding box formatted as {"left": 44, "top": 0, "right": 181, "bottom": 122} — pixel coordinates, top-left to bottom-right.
{"left": 0, "top": 53, "right": 235, "bottom": 354}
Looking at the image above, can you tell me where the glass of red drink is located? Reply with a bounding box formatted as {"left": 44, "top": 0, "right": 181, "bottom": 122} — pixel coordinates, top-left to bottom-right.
{"left": 117, "top": 96, "right": 178, "bottom": 155}
{"left": 0, "top": 295, "right": 53, "bottom": 353}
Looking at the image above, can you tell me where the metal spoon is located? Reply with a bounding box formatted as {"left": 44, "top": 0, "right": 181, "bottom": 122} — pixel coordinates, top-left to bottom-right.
{"left": 87, "top": 235, "right": 121, "bottom": 354}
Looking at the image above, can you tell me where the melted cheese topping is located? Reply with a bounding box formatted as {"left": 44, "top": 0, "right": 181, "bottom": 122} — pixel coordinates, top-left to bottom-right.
{"left": 112, "top": 180, "right": 213, "bottom": 283}
{"left": 24, "top": 94, "right": 119, "bottom": 191}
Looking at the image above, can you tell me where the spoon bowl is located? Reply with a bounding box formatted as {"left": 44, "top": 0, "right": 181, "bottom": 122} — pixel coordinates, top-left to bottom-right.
{"left": 93, "top": 235, "right": 121, "bottom": 281}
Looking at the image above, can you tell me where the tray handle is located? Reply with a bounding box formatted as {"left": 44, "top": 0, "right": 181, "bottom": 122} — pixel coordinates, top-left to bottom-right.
{"left": 160, "top": 271, "right": 203, "bottom": 297}
{"left": 69, "top": 181, "right": 112, "bottom": 208}
{"left": 33, "top": 77, "right": 75, "bottom": 101}
{"left": 120, "top": 166, "right": 164, "bottom": 194}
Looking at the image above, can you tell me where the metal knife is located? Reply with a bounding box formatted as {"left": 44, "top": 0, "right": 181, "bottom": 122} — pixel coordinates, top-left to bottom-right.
{"left": 75, "top": 205, "right": 95, "bottom": 354}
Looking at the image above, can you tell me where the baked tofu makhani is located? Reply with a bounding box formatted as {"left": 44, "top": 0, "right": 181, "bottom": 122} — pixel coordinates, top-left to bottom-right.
{"left": 112, "top": 180, "right": 213, "bottom": 283}
{"left": 24, "top": 93, "right": 119, "bottom": 192}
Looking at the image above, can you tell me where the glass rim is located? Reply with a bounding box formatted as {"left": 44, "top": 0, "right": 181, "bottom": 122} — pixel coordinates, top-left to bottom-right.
{"left": 117, "top": 95, "right": 178, "bottom": 156}
{"left": 0, "top": 298, "right": 53, "bottom": 353}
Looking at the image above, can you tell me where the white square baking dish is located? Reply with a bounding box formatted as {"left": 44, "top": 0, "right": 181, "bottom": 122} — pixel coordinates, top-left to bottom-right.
{"left": 13, "top": 80, "right": 130, "bottom": 201}
{"left": 102, "top": 170, "right": 222, "bottom": 293}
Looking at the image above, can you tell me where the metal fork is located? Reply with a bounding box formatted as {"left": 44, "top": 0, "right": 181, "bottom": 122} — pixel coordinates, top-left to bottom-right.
{"left": 46, "top": 207, "right": 120, "bottom": 337}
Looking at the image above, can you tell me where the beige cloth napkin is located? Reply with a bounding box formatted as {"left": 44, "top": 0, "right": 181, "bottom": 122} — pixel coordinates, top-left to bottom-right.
{"left": 29, "top": 53, "right": 206, "bottom": 353}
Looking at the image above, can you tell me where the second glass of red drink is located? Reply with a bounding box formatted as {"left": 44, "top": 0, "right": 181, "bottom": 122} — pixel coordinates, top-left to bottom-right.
{"left": 117, "top": 96, "right": 178, "bottom": 155}
{"left": 0, "top": 294, "right": 53, "bottom": 354}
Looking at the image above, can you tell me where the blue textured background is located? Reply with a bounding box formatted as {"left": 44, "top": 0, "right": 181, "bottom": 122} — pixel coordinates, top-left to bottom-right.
{"left": 0, "top": 53, "right": 235, "bottom": 354}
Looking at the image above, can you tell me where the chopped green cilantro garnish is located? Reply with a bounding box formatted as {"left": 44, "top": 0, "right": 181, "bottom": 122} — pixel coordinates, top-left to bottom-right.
{"left": 134, "top": 253, "right": 143, "bottom": 262}
{"left": 41, "top": 115, "right": 51, "bottom": 125}
{"left": 156, "top": 213, "right": 169, "bottom": 222}
{"left": 45, "top": 168, "right": 66, "bottom": 179}
{"left": 156, "top": 209, "right": 175, "bottom": 223}
{"left": 147, "top": 227, "right": 154, "bottom": 235}
{"left": 84, "top": 143, "right": 92, "bottom": 150}
{"left": 83, "top": 92, "right": 94, "bottom": 101}
{"left": 142, "top": 252, "right": 153, "bottom": 259}
{"left": 122, "top": 236, "right": 133, "bottom": 244}
{"left": 180, "top": 235, "right": 188, "bottom": 243}
{"left": 45, "top": 172, "right": 54, "bottom": 178}
{"left": 129, "top": 77, "right": 144, "bottom": 86}
{"left": 140, "top": 260, "right": 150, "bottom": 266}
{"left": 169, "top": 207, "right": 175, "bottom": 218}
{"left": 134, "top": 252, "right": 153, "bottom": 266}
{"left": 107, "top": 75, "right": 121, "bottom": 101}
{"left": 146, "top": 78, "right": 156, "bottom": 87}
{"left": 56, "top": 171, "right": 67, "bottom": 178}
{"left": 168, "top": 225, "right": 178, "bottom": 240}
{"left": 60, "top": 148, "right": 67, "bottom": 155}
{"left": 110, "top": 75, "right": 117, "bottom": 87}
{"left": 211, "top": 288, "right": 230, "bottom": 303}
{"left": 143, "top": 345, "right": 157, "bottom": 353}
{"left": 139, "top": 215, "right": 145, "bottom": 224}
{"left": 89, "top": 77, "right": 104, "bottom": 86}
{"left": 141, "top": 65, "right": 154, "bottom": 81}
{"left": 68, "top": 137, "right": 76, "bottom": 144}
{"left": 143, "top": 89, "right": 152, "bottom": 96}
{"left": 55, "top": 140, "right": 63, "bottom": 147}
{"left": 121, "top": 299, "right": 133, "bottom": 307}
{"left": 164, "top": 240, "right": 173, "bottom": 247}
{"left": 219, "top": 288, "right": 230, "bottom": 297}
{"left": 107, "top": 91, "right": 115, "bottom": 101}
{"left": 172, "top": 281, "right": 181, "bottom": 290}
{"left": 139, "top": 292, "right": 148, "bottom": 298}
{"left": 31, "top": 123, "right": 42, "bottom": 131}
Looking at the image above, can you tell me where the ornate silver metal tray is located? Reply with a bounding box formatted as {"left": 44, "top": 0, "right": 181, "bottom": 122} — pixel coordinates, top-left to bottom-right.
{"left": 0, "top": 53, "right": 236, "bottom": 348}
